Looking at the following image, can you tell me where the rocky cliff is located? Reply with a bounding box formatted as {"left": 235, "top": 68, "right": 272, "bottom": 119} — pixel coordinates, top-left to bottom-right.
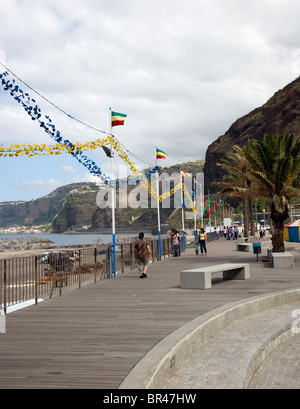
{"left": 1, "top": 161, "right": 204, "bottom": 232}
{"left": 204, "top": 76, "right": 300, "bottom": 191}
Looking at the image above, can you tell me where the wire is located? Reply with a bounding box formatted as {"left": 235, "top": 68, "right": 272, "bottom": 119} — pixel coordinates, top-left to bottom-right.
{"left": 0, "top": 62, "right": 155, "bottom": 167}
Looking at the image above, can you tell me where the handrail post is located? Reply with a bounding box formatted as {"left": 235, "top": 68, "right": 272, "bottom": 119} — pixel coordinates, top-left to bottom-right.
{"left": 121, "top": 244, "right": 124, "bottom": 274}
{"left": 94, "top": 247, "right": 97, "bottom": 283}
{"left": 3, "top": 260, "right": 7, "bottom": 315}
{"left": 34, "top": 256, "right": 38, "bottom": 305}
{"left": 78, "top": 250, "right": 81, "bottom": 289}
{"left": 59, "top": 253, "right": 62, "bottom": 296}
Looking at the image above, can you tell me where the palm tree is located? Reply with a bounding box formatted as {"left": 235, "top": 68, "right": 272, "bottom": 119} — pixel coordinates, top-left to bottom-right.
{"left": 215, "top": 146, "right": 254, "bottom": 237}
{"left": 218, "top": 134, "right": 300, "bottom": 252}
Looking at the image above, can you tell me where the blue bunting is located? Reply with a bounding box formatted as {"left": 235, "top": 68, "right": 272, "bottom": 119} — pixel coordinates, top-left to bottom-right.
{"left": 0, "top": 71, "right": 162, "bottom": 190}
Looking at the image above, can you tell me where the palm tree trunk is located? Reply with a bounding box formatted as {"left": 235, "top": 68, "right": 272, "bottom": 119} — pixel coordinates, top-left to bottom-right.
{"left": 249, "top": 199, "right": 255, "bottom": 236}
{"left": 243, "top": 198, "right": 249, "bottom": 237}
{"left": 270, "top": 202, "right": 289, "bottom": 252}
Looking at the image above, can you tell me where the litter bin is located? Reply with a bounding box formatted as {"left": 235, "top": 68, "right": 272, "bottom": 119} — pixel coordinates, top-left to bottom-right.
{"left": 253, "top": 242, "right": 261, "bottom": 261}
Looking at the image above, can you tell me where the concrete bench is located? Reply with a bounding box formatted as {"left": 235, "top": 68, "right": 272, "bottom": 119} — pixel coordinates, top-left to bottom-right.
{"left": 271, "top": 252, "right": 294, "bottom": 268}
{"left": 236, "top": 243, "right": 252, "bottom": 252}
{"left": 180, "top": 263, "right": 250, "bottom": 290}
{"left": 266, "top": 248, "right": 295, "bottom": 268}
{"left": 236, "top": 238, "right": 247, "bottom": 243}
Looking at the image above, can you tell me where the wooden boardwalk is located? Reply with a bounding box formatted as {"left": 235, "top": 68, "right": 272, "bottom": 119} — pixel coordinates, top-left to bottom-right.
{"left": 1, "top": 239, "right": 300, "bottom": 389}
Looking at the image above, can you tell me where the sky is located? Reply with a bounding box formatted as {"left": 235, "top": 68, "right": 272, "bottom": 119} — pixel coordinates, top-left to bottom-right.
{"left": 1, "top": 0, "right": 300, "bottom": 202}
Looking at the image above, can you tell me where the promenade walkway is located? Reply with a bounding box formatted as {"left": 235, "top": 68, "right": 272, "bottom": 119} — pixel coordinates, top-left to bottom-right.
{"left": 0, "top": 237, "right": 300, "bottom": 389}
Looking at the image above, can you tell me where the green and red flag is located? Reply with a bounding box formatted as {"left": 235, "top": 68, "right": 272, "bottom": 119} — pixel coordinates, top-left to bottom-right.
{"left": 111, "top": 111, "right": 127, "bottom": 127}
{"left": 156, "top": 148, "right": 168, "bottom": 160}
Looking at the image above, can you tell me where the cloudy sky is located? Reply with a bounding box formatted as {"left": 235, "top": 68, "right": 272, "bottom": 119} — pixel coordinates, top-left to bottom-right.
{"left": 1, "top": 0, "right": 300, "bottom": 202}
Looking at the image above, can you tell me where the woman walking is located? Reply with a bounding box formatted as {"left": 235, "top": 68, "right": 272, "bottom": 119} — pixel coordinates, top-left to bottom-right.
{"left": 134, "top": 232, "right": 152, "bottom": 278}
{"left": 198, "top": 228, "right": 207, "bottom": 255}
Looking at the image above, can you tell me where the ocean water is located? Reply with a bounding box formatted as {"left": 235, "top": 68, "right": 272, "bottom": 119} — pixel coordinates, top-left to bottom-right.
{"left": 0, "top": 232, "right": 137, "bottom": 247}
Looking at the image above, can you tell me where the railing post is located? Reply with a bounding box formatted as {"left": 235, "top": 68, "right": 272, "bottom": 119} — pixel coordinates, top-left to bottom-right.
{"left": 94, "top": 247, "right": 97, "bottom": 283}
{"left": 151, "top": 241, "right": 154, "bottom": 263}
{"left": 59, "top": 253, "right": 62, "bottom": 296}
{"left": 34, "top": 256, "right": 38, "bottom": 305}
{"left": 78, "top": 250, "right": 81, "bottom": 289}
{"left": 130, "top": 243, "right": 133, "bottom": 270}
{"left": 3, "top": 260, "right": 7, "bottom": 315}
{"left": 121, "top": 244, "right": 124, "bottom": 274}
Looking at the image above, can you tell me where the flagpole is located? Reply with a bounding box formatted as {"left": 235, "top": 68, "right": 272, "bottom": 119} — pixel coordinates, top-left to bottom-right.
{"left": 200, "top": 183, "right": 204, "bottom": 228}
{"left": 180, "top": 171, "right": 185, "bottom": 252}
{"left": 109, "top": 107, "right": 116, "bottom": 278}
{"left": 155, "top": 148, "right": 162, "bottom": 260}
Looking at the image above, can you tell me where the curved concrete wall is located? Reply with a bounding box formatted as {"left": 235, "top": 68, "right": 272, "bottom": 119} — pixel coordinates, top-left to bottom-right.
{"left": 119, "top": 287, "right": 300, "bottom": 389}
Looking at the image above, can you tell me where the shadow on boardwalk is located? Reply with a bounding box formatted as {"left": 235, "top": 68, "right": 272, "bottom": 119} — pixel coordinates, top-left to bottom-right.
{"left": 1, "top": 238, "right": 300, "bottom": 389}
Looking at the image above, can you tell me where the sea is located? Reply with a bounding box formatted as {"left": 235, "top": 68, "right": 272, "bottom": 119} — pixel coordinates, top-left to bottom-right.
{"left": 0, "top": 232, "right": 138, "bottom": 247}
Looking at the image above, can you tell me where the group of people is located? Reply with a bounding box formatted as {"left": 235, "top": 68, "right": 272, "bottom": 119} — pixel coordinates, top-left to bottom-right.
{"left": 171, "top": 227, "right": 208, "bottom": 256}
{"left": 134, "top": 227, "right": 209, "bottom": 279}
{"left": 259, "top": 226, "right": 266, "bottom": 238}
{"left": 134, "top": 225, "right": 246, "bottom": 278}
{"left": 223, "top": 226, "right": 239, "bottom": 240}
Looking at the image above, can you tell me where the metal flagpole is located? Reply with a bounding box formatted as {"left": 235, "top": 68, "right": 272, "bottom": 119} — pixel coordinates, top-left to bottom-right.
{"left": 109, "top": 107, "right": 116, "bottom": 277}
{"left": 155, "top": 148, "right": 162, "bottom": 260}
{"left": 200, "top": 182, "right": 204, "bottom": 228}
{"left": 180, "top": 171, "right": 185, "bottom": 252}
{"left": 193, "top": 177, "right": 197, "bottom": 243}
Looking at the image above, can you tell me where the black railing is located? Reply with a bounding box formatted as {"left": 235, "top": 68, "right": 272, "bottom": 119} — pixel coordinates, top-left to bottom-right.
{"left": 0, "top": 237, "right": 173, "bottom": 313}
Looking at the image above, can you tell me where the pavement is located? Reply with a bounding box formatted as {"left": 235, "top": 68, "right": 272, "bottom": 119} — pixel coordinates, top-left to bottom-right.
{"left": 1, "top": 235, "right": 300, "bottom": 390}
{"left": 164, "top": 301, "right": 300, "bottom": 389}
{"left": 120, "top": 236, "right": 300, "bottom": 390}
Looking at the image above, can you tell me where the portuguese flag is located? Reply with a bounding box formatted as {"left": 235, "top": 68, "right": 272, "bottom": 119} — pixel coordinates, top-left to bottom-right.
{"left": 156, "top": 148, "right": 167, "bottom": 159}
{"left": 111, "top": 111, "right": 127, "bottom": 127}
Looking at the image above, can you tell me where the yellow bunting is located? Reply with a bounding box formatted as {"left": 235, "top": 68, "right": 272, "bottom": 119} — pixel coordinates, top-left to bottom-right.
{"left": 0, "top": 136, "right": 196, "bottom": 211}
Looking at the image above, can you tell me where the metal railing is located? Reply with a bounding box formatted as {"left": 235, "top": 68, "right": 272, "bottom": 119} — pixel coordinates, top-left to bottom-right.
{"left": 0, "top": 237, "right": 173, "bottom": 313}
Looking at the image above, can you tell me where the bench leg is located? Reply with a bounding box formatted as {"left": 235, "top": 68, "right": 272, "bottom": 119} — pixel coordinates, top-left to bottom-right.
{"left": 223, "top": 266, "right": 250, "bottom": 280}
{"left": 180, "top": 271, "right": 212, "bottom": 289}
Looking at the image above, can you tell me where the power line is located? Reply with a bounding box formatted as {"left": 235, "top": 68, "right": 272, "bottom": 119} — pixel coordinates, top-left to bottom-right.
{"left": 0, "top": 62, "right": 155, "bottom": 167}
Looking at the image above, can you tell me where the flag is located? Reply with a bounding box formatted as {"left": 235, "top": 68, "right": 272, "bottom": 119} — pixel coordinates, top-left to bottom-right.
{"left": 180, "top": 168, "right": 191, "bottom": 177}
{"left": 111, "top": 111, "right": 127, "bottom": 127}
{"left": 102, "top": 146, "right": 113, "bottom": 158}
{"left": 156, "top": 148, "right": 167, "bottom": 159}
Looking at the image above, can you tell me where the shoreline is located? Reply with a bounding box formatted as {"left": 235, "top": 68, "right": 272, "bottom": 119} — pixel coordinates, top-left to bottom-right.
{"left": 0, "top": 232, "right": 172, "bottom": 259}
{"left": 0, "top": 228, "right": 152, "bottom": 236}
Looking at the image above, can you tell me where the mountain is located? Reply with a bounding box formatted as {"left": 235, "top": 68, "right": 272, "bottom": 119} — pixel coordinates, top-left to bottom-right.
{"left": 0, "top": 183, "right": 90, "bottom": 229}
{"left": 204, "top": 76, "right": 300, "bottom": 191}
{"left": 0, "top": 160, "right": 204, "bottom": 232}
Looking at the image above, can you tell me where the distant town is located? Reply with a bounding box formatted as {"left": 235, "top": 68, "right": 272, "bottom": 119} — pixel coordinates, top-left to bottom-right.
{"left": 0, "top": 224, "right": 50, "bottom": 235}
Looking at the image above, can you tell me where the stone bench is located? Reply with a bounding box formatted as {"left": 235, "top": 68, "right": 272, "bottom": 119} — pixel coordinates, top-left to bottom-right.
{"left": 236, "top": 238, "right": 247, "bottom": 243}
{"left": 180, "top": 263, "right": 250, "bottom": 290}
{"left": 236, "top": 243, "right": 252, "bottom": 252}
{"left": 271, "top": 252, "right": 294, "bottom": 268}
{"left": 266, "top": 248, "right": 295, "bottom": 268}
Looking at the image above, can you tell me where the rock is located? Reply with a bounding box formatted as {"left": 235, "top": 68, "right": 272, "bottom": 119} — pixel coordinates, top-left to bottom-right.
{"left": 204, "top": 75, "right": 300, "bottom": 190}
{"left": 0, "top": 237, "right": 53, "bottom": 253}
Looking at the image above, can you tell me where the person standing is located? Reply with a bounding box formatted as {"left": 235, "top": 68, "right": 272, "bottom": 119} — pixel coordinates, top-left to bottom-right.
{"left": 134, "top": 232, "right": 152, "bottom": 278}
{"left": 214, "top": 227, "right": 219, "bottom": 240}
{"left": 198, "top": 228, "right": 207, "bottom": 255}
{"left": 170, "top": 229, "right": 180, "bottom": 256}
{"left": 233, "top": 226, "right": 239, "bottom": 240}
